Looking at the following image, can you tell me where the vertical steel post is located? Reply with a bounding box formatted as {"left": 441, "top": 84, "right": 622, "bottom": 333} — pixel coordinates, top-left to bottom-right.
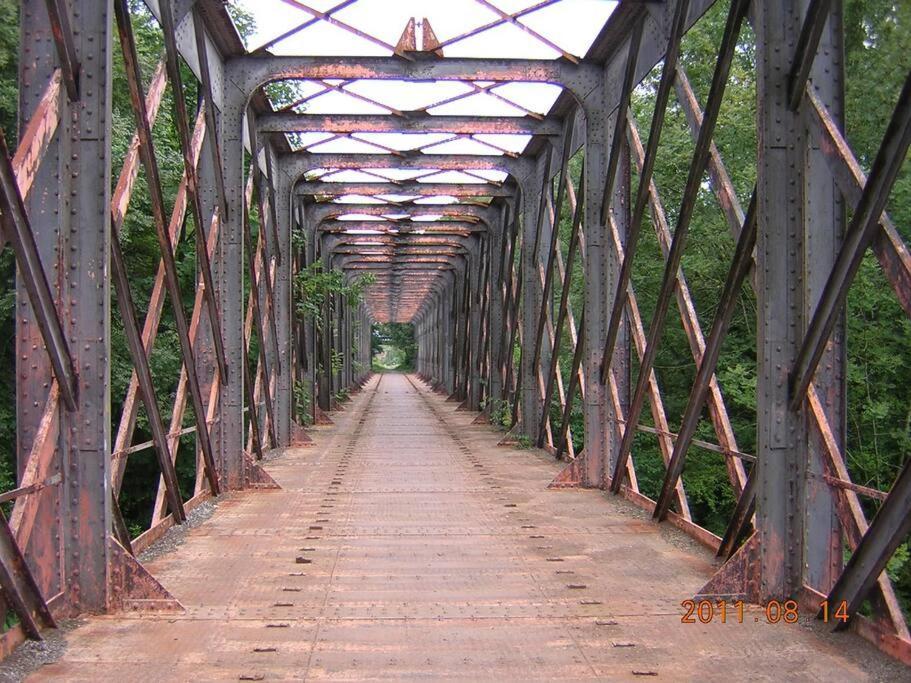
{"left": 802, "top": 0, "right": 845, "bottom": 594}
{"left": 63, "top": 0, "right": 112, "bottom": 610}
{"left": 194, "top": 85, "right": 221, "bottom": 473}
{"left": 755, "top": 0, "right": 812, "bottom": 600}
{"left": 583, "top": 84, "right": 611, "bottom": 487}
{"left": 270, "top": 149, "right": 292, "bottom": 446}
{"left": 214, "top": 93, "right": 246, "bottom": 489}
{"left": 487, "top": 204, "right": 506, "bottom": 404}
{"left": 609, "top": 129, "right": 631, "bottom": 473}
{"left": 318, "top": 237, "right": 332, "bottom": 410}
{"left": 467, "top": 238, "right": 483, "bottom": 410}
{"left": 303, "top": 199, "right": 318, "bottom": 421}
{"left": 520, "top": 155, "right": 547, "bottom": 437}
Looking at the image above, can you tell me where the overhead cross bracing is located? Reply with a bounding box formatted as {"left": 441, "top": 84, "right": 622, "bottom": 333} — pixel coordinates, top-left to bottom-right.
{"left": 0, "top": 0, "right": 909, "bottom": 675}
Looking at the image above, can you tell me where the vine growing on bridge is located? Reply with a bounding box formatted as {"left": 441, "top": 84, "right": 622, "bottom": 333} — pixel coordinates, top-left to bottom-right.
{"left": 293, "top": 262, "right": 375, "bottom": 329}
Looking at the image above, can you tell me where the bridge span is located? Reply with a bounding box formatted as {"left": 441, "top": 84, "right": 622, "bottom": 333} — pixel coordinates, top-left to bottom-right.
{"left": 10, "top": 374, "right": 901, "bottom": 680}
{"left": 0, "top": 0, "right": 910, "bottom": 677}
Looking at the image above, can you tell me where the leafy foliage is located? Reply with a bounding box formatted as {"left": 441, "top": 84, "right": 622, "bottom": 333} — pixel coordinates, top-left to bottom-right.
{"left": 372, "top": 323, "right": 417, "bottom": 371}
{"left": 294, "top": 262, "right": 374, "bottom": 329}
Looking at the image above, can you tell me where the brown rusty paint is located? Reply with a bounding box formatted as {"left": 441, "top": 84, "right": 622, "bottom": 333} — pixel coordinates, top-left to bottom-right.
{"left": 674, "top": 67, "right": 746, "bottom": 235}
{"left": 0, "top": 508, "right": 55, "bottom": 639}
{"left": 107, "top": 538, "right": 182, "bottom": 614}
{"left": 333, "top": 245, "right": 465, "bottom": 253}
{"left": 298, "top": 181, "right": 511, "bottom": 197}
{"left": 9, "top": 382, "right": 60, "bottom": 552}
{"left": 311, "top": 204, "right": 489, "bottom": 221}
{"left": 115, "top": 0, "right": 221, "bottom": 498}
{"left": 150, "top": 215, "right": 221, "bottom": 526}
{"left": 43, "top": 0, "right": 79, "bottom": 101}
{"left": 242, "top": 56, "right": 569, "bottom": 92}
{"left": 330, "top": 235, "right": 472, "bottom": 247}
{"left": 12, "top": 69, "right": 61, "bottom": 202}
{"left": 286, "top": 153, "right": 515, "bottom": 172}
{"left": 262, "top": 113, "right": 558, "bottom": 135}
{"left": 243, "top": 181, "right": 279, "bottom": 450}
{"left": 111, "top": 60, "right": 169, "bottom": 231}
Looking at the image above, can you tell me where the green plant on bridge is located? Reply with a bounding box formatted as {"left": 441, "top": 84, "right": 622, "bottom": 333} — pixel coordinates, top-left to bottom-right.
{"left": 293, "top": 382, "right": 313, "bottom": 427}
{"left": 482, "top": 397, "right": 512, "bottom": 430}
{"left": 330, "top": 349, "right": 344, "bottom": 376}
{"left": 293, "top": 262, "right": 374, "bottom": 331}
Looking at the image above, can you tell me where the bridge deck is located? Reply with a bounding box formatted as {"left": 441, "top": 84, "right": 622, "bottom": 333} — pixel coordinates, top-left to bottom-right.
{"left": 27, "top": 374, "right": 896, "bottom": 680}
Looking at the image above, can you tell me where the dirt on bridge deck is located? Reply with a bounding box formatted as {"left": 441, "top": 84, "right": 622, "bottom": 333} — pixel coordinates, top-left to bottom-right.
{"left": 12, "top": 373, "right": 907, "bottom": 681}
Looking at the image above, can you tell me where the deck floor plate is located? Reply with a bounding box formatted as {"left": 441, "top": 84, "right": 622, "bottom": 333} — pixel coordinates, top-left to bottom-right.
{"left": 26, "top": 374, "right": 899, "bottom": 681}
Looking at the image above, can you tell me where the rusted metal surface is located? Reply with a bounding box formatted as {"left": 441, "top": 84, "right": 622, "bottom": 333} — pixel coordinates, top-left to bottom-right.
{"left": 3, "top": 0, "right": 911, "bottom": 666}
{"left": 28, "top": 375, "right": 898, "bottom": 679}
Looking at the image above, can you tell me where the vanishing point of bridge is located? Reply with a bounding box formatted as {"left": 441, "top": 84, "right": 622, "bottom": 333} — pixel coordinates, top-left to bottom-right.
{"left": 0, "top": 0, "right": 910, "bottom": 679}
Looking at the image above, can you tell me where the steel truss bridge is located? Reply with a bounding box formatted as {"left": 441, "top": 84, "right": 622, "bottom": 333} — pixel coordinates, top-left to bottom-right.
{"left": 0, "top": 0, "right": 909, "bottom": 676}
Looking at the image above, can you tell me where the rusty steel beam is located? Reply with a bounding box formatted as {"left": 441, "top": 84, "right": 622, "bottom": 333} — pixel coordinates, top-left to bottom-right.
{"left": 626, "top": 114, "right": 748, "bottom": 494}
{"left": 554, "top": 310, "right": 584, "bottom": 461}
{"left": 243, "top": 175, "right": 279, "bottom": 448}
{"left": 309, "top": 203, "right": 493, "bottom": 223}
{"left": 805, "top": 88, "right": 911, "bottom": 319}
{"left": 193, "top": 6, "right": 228, "bottom": 217}
{"left": 786, "top": 0, "right": 832, "bottom": 111}
{"left": 320, "top": 220, "right": 482, "bottom": 233}
{"left": 825, "top": 452, "right": 911, "bottom": 627}
{"left": 243, "top": 338, "right": 266, "bottom": 461}
{"left": 110, "top": 228, "right": 187, "bottom": 523}
{"left": 298, "top": 181, "right": 511, "bottom": 197}
{"left": 226, "top": 55, "right": 597, "bottom": 100}
{"left": 537, "top": 170, "right": 582, "bottom": 448}
{"left": 284, "top": 152, "right": 527, "bottom": 175}
{"left": 249, "top": 0, "right": 357, "bottom": 54}
{"left": 12, "top": 69, "right": 62, "bottom": 202}
{"left": 807, "top": 389, "right": 911, "bottom": 637}
{"left": 261, "top": 113, "right": 560, "bottom": 136}
{"left": 328, "top": 234, "right": 473, "bottom": 247}
{"left": 42, "top": 0, "right": 80, "bottom": 100}
{"left": 248, "top": 114, "right": 282, "bottom": 269}
{"left": 111, "top": 106, "right": 206, "bottom": 493}
{"left": 0, "top": 509, "right": 55, "bottom": 640}
{"left": 599, "top": 16, "right": 642, "bottom": 230}
{"left": 158, "top": 0, "right": 230, "bottom": 386}
{"left": 529, "top": 119, "right": 574, "bottom": 418}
